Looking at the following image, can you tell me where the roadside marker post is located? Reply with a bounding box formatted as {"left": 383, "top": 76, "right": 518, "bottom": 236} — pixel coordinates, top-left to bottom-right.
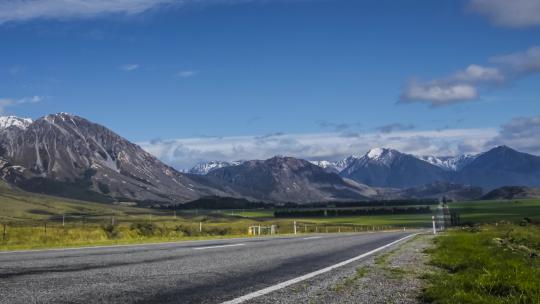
{"left": 199, "top": 222, "right": 202, "bottom": 233}
{"left": 293, "top": 221, "right": 297, "bottom": 235}
{"left": 62, "top": 214, "right": 65, "bottom": 227}
{"left": 432, "top": 216, "right": 437, "bottom": 235}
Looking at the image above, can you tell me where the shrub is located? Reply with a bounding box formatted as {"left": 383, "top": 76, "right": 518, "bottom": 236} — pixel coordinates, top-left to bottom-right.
{"left": 101, "top": 224, "right": 121, "bottom": 239}
{"left": 130, "top": 222, "right": 159, "bottom": 236}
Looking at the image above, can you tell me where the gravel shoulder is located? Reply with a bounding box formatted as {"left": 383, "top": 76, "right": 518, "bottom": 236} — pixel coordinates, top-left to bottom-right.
{"left": 250, "top": 233, "right": 435, "bottom": 304}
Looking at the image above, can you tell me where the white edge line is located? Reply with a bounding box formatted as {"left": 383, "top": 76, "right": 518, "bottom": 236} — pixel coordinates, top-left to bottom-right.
{"left": 221, "top": 233, "right": 418, "bottom": 304}
{"left": 193, "top": 243, "right": 245, "bottom": 250}
{"left": 302, "top": 236, "right": 322, "bottom": 240}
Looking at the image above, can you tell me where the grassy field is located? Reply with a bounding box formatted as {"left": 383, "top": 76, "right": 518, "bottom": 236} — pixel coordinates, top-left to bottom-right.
{"left": 424, "top": 223, "right": 540, "bottom": 303}
{"left": 449, "top": 199, "right": 540, "bottom": 224}
{"left": 3, "top": 179, "right": 540, "bottom": 251}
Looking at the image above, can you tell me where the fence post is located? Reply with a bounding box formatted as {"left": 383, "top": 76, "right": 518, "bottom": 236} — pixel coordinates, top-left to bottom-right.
{"left": 293, "top": 221, "right": 297, "bottom": 235}
{"left": 432, "top": 216, "right": 437, "bottom": 235}
{"left": 199, "top": 222, "right": 202, "bottom": 233}
{"left": 62, "top": 214, "right": 65, "bottom": 227}
{"left": 2, "top": 223, "right": 6, "bottom": 243}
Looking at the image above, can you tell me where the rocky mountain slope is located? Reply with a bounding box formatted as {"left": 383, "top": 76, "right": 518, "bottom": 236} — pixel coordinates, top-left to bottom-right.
{"left": 205, "top": 156, "right": 379, "bottom": 203}
{"left": 0, "top": 113, "right": 225, "bottom": 204}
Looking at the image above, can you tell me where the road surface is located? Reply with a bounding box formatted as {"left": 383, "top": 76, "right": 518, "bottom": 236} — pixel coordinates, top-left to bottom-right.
{"left": 0, "top": 231, "right": 415, "bottom": 304}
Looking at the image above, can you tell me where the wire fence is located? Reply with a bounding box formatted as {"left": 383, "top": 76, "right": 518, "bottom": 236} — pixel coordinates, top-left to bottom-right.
{"left": 0, "top": 214, "right": 417, "bottom": 249}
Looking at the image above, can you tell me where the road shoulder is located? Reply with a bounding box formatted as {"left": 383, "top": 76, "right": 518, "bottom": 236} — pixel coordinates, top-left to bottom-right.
{"left": 248, "top": 233, "right": 435, "bottom": 304}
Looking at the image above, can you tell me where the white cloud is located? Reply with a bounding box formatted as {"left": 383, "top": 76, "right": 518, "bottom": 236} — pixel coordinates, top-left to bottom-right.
{"left": 488, "top": 116, "right": 540, "bottom": 154}
{"left": 400, "top": 46, "right": 540, "bottom": 106}
{"left": 0, "top": 0, "right": 177, "bottom": 24}
{"left": 120, "top": 64, "right": 140, "bottom": 71}
{"left": 468, "top": 0, "right": 540, "bottom": 28}
{"left": 138, "top": 128, "right": 498, "bottom": 169}
{"left": 490, "top": 46, "right": 540, "bottom": 75}
{"left": 176, "top": 70, "right": 198, "bottom": 78}
{"left": 0, "top": 0, "right": 292, "bottom": 24}
{"left": 453, "top": 64, "right": 505, "bottom": 83}
{"left": 0, "top": 95, "right": 44, "bottom": 114}
{"left": 400, "top": 82, "right": 478, "bottom": 106}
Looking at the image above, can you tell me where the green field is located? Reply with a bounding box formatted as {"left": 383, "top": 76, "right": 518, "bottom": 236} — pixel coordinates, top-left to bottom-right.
{"left": 449, "top": 199, "right": 540, "bottom": 224}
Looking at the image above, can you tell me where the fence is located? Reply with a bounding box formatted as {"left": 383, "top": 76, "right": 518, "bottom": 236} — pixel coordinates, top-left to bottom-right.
{"left": 0, "top": 213, "right": 417, "bottom": 249}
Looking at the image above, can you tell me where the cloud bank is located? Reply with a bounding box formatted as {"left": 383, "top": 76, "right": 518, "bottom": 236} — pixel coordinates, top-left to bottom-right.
{"left": 139, "top": 127, "right": 499, "bottom": 170}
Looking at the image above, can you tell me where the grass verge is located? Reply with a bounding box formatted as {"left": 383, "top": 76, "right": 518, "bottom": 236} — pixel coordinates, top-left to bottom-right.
{"left": 423, "top": 222, "right": 540, "bottom": 303}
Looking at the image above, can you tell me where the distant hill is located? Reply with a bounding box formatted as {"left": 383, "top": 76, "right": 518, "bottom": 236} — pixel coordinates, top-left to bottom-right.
{"left": 481, "top": 186, "right": 540, "bottom": 200}
{"left": 205, "top": 156, "right": 377, "bottom": 203}
{"left": 456, "top": 146, "right": 540, "bottom": 191}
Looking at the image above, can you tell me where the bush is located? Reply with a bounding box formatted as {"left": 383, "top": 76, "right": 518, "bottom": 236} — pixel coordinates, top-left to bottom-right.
{"left": 101, "top": 224, "right": 121, "bottom": 239}
{"left": 130, "top": 222, "right": 159, "bottom": 236}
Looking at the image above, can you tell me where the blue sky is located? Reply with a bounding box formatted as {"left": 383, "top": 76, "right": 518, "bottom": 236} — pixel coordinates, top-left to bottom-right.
{"left": 0, "top": 0, "right": 539, "bottom": 169}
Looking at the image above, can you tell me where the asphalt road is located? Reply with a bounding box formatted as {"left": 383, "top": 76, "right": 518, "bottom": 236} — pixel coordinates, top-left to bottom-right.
{"left": 0, "top": 231, "right": 414, "bottom": 304}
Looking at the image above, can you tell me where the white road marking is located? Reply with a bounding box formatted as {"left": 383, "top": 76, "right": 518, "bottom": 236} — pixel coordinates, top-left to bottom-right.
{"left": 302, "top": 236, "right": 322, "bottom": 240}
{"left": 193, "top": 243, "right": 246, "bottom": 250}
{"left": 221, "top": 233, "right": 417, "bottom": 304}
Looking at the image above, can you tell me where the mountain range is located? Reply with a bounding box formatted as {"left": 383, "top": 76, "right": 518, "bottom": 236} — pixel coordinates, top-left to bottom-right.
{"left": 192, "top": 147, "right": 540, "bottom": 192}
{"left": 1, "top": 113, "right": 539, "bottom": 205}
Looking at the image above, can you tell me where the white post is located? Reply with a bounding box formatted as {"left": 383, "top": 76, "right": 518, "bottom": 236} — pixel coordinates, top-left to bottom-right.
{"left": 293, "top": 221, "right": 297, "bottom": 235}
{"left": 338, "top": 227, "right": 341, "bottom": 233}
{"left": 199, "top": 222, "right": 202, "bottom": 233}
{"left": 258, "top": 225, "right": 261, "bottom": 235}
{"left": 432, "top": 216, "right": 437, "bottom": 235}
{"left": 62, "top": 214, "right": 65, "bottom": 227}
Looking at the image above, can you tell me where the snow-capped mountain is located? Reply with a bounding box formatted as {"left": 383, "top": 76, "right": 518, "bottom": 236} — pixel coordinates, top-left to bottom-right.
{"left": 0, "top": 116, "right": 33, "bottom": 130}
{"left": 309, "top": 160, "right": 340, "bottom": 173}
{"left": 189, "top": 160, "right": 243, "bottom": 175}
{"left": 309, "top": 155, "right": 361, "bottom": 174}
{"left": 340, "top": 148, "right": 449, "bottom": 188}
{"left": 418, "top": 154, "right": 477, "bottom": 171}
